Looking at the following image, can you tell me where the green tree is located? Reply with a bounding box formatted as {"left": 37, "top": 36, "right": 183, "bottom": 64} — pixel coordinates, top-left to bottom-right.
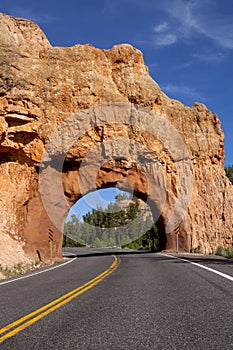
{"left": 64, "top": 195, "right": 158, "bottom": 249}
{"left": 115, "top": 193, "right": 131, "bottom": 202}
{"left": 63, "top": 215, "right": 86, "bottom": 247}
{"left": 225, "top": 165, "right": 233, "bottom": 184}
{"left": 128, "top": 198, "right": 140, "bottom": 220}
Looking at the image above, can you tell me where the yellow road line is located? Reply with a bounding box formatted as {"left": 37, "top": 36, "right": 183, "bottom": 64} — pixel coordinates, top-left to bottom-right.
{"left": 0, "top": 255, "right": 120, "bottom": 343}
{"left": 1, "top": 256, "right": 118, "bottom": 334}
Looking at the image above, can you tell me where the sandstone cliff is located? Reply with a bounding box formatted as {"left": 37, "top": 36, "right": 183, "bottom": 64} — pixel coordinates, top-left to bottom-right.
{"left": 0, "top": 12, "right": 232, "bottom": 264}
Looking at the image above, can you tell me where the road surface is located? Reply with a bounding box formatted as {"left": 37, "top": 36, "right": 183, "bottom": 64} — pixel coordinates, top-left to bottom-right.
{"left": 0, "top": 248, "right": 233, "bottom": 349}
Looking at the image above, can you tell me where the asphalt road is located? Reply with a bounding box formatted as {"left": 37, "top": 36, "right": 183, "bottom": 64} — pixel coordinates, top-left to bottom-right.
{"left": 0, "top": 249, "right": 233, "bottom": 350}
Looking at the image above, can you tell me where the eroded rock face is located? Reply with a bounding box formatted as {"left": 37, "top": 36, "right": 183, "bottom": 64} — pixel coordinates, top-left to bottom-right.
{"left": 0, "top": 13, "right": 232, "bottom": 262}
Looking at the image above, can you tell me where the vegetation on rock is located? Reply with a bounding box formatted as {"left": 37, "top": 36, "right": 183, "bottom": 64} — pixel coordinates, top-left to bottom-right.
{"left": 0, "top": 260, "right": 41, "bottom": 279}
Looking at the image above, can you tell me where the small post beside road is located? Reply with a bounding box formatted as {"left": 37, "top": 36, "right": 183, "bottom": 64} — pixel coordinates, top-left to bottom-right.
{"left": 175, "top": 223, "right": 179, "bottom": 254}
{"left": 48, "top": 228, "right": 54, "bottom": 261}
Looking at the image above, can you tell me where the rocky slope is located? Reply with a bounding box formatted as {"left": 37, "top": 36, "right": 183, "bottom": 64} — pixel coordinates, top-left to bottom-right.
{"left": 0, "top": 12, "right": 232, "bottom": 263}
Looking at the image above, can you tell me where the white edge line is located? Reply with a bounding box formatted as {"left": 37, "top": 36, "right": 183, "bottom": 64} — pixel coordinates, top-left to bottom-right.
{"left": 0, "top": 257, "right": 77, "bottom": 286}
{"left": 159, "top": 253, "right": 233, "bottom": 282}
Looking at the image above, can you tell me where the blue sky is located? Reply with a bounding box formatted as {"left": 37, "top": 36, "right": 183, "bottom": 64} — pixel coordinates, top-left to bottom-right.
{"left": 1, "top": 0, "right": 233, "bottom": 217}
{"left": 67, "top": 188, "right": 130, "bottom": 221}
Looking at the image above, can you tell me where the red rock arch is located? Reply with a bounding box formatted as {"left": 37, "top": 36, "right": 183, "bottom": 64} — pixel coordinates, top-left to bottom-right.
{"left": 1, "top": 13, "right": 232, "bottom": 263}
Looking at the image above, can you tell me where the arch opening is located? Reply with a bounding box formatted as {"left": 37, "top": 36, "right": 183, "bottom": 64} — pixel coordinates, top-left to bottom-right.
{"left": 63, "top": 186, "right": 165, "bottom": 251}
{"left": 37, "top": 101, "right": 194, "bottom": 260}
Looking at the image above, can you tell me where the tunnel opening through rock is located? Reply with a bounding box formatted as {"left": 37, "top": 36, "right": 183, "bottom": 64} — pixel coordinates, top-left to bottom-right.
{"left": 59, "top": 120, "right": 171, "bottom": 253}
{"left": 63, "top": 187, "right": 163, "bottom": 251}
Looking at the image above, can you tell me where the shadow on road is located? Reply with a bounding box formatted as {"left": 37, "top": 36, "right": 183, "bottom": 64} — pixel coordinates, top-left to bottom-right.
{"left": 63, "top": 249, "right": 233, "bottom": 266}
{"left": 173, "top": 255, "right": 233, "bottom": 266}
{"left": 63, "top": 250, "right": 156, "bottom": 259}
{"left": 150, "top": 254, "right": 233, "bottom": 266}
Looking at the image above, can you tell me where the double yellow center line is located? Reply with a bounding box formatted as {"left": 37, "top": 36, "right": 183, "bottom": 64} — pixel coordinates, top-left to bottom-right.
{"left": 0, "top": 255, "right": 120, "bottom": 343}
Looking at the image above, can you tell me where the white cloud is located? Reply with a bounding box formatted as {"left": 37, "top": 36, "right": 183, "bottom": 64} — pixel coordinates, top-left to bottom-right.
{"left": 154, "top": 22, "right": 169, "bottom": 33}
{"left": 192, "top": 52, "right": 225, "bottom": 63}
{"left": 151, "top": 0, "right": 198, "bottom": 47}
{"left": 153, "top": 21, "right": 178, "bottom": 46}
{"left": 198, "top": 22, "right": 233, "bottom": 50}
{"left": 161, "top": 83, "right": 205, "bottom": 102}
{"left": 178, "top": 51, "right": 226, "bottom": 68}
{"left": 167, "top": 0, "right": 198, "bottom": 35}
{"left": 150, "top": 0, "right": 233, "bottom": 50}
{"left": 155, "top": 33, "right": 177, "bottom": 47}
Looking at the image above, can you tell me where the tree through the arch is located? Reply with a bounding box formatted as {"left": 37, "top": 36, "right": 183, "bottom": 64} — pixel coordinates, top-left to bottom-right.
{"left": 63, "top": 188, "right": 159, "bottom": 250}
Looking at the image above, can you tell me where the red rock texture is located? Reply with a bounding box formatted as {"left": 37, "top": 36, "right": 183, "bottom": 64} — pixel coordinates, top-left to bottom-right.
{"left": 0, "top": 13, "right": 232, "bottom": 262}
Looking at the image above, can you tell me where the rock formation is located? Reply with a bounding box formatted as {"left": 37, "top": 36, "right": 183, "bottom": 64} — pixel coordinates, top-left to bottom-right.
{"left": 0, "top": 12, "right": 232, "bottom": 263}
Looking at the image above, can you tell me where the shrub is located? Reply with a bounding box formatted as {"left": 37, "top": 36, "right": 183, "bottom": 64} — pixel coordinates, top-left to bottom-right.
{"left": 215, "top": 246, "right": 226, "bottom": 257}
{"left": 190, "top": 245, "right": 202, "bottom": 254}
{"left": 226, "top": 247, "right": 233, "bottom": 259}
{"left": 215, "top": 246, "right": 233, "bottom": 259}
